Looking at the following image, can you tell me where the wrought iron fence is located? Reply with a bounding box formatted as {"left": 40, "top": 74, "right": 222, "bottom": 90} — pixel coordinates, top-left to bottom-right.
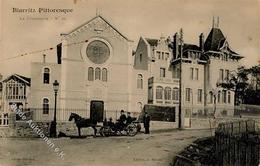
{"left": 17, "top": 108, "right": 141, "bottom": 123}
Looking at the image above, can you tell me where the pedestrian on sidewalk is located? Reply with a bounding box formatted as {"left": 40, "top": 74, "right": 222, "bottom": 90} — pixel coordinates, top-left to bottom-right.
{"left": 143, "top": 112, "right": 150, "bottom": 134}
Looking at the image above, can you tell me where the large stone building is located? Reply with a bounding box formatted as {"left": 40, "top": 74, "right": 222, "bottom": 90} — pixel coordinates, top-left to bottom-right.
{"left": 1, "top": 15, "right": 243, "bottom": 128}
{"left": 30, "top": 15, "right": 141, "bottom": 123}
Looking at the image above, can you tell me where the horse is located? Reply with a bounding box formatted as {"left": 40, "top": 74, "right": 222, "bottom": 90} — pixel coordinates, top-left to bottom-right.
{"left": 68, "top": 113, "right": 97, "bottom": 137}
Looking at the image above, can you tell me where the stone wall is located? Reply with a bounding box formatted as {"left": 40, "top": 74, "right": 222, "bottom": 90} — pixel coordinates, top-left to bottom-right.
{"left": 11, "top": 121, "right": 50, "bottom": 137}
{"left": 0, "top": 120, "right": 96, "bottom": 138}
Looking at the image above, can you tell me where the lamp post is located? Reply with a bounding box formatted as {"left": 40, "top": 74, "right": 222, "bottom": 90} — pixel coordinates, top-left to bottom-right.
{"left": 178, "top": 28, "right": 184, "bottom": 129}
{"left": 50, "top": 80, "right": 59, "bottom": 138}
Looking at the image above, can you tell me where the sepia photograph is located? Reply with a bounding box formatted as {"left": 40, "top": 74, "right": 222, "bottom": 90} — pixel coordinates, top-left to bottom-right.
{"left": 0, "top": 0, "right": 260, "bottom": 165}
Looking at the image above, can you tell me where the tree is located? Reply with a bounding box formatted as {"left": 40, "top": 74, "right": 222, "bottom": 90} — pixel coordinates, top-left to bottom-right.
{"left": 248, "top": 65, "right": 260, "bottom": 90}
{"left": 217, "top": 66, "right": 249, "bottom": 105}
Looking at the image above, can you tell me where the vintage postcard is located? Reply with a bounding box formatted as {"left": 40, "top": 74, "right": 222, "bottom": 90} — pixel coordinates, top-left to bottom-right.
{"left": 0, "top": 0, "right": 260, "bottom": 165}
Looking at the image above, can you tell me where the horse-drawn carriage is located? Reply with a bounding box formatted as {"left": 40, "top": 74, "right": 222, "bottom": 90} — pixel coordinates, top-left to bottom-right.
{"left": 99, "top": 117, "right": 139, "bottom": 137}
{"left": 68, "top": 113, "right": 140, "bottom": 137}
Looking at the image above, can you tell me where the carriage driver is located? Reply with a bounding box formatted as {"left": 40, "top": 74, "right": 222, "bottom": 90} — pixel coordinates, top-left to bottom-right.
{"left": 126, "top": 112, "right": 132, "bottom": 124}
{"left": 117, "top": 110, "right": 127, "bottom": 128}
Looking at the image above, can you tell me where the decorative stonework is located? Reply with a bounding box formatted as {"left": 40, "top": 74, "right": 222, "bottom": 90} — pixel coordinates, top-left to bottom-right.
{"left": 64, "top": 16, "right": 129, "bottom": 42}
{"left": 86, "top": 40, "right": 110, "bottom": 64}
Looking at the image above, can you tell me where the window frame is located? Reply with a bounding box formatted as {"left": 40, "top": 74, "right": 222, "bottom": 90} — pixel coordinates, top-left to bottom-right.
{"left": 160, "top": 68, "right": 166, "bottom": 78}
{"left": 95, "top": 67, "right": 101, "bottom": 80}
{"left": 88, "top": 67, "right": 94, "bottom": 81}
{"left": 195, "top": 68, "right": 199, "bottom": 80}
{"left": 43, "top": 67, "right": 50, "bottom": 84}
{"left": 172, "top": 88, "right": 179, "bottom": 101}
{"left": 164, "top": 87, "right": 171, "bottom": 100}
{"left": 42, "top": 98, "right": 49, "bottom": 114}
{"left": 185, "top": 88, "right": 191, "bottom": 102}
{"left": 156, "top": 86, "right": 163, "bottom": 100}
{"left": 137, "top": 74, "right": 143, "bottom": 89}
{"left": 102, "top": 68, "right": 108, "bottom": 82}
{"left": 197, "top": 89, "right": 202, "bottom": 103}
{"left": 190, "top": 67, "right": 194, "bottom": 80}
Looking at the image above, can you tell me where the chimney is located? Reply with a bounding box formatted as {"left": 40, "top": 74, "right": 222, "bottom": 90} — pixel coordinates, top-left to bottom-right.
{"left": 43, "top": 54, "right": 46, "bottom": 63}
{"left": 173, "top": 33, "right": 179, "bottom": 59}
{"left": 199, "top": 33, "right": 204, "bottom": 52}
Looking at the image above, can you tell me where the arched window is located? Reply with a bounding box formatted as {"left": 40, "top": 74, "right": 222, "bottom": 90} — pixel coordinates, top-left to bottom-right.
{"left": 164, "top": 87, "right": 171, "bottom": 100}
{"left": 137, "top": 74, "right": 143, "bottom": 89}
{"left": 88, "top": 67, "right": 94, "bottom": 81}
{"left": 156, "top": 86, "right": 163, "bottom": 99}
{"left": 95, "top": 68, "right": 101, "bottom": 80}
{"left": 43, "top": 98, "right": 49, "bottom": 114}
{"left": 43, "top": 68, "right": 50, "bottom": 84}
{"left": 172, "top": 88, "right": 179, "bottom": 101}
{"left": 102, "top": 68, "right": 108, "bottom": 82}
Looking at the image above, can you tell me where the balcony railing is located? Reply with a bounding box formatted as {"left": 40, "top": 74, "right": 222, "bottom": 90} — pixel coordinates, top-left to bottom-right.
{"left": 6, "top": 95, "right": 27, "bottom": 100}
{"left": 148, "top": 77, "right": 179, "bottom": 84}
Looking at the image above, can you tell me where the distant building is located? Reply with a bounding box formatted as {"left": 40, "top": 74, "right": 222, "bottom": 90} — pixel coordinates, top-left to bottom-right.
{"left": 0, "top": 74, "right": 30, "bottom": 126}
{"left": 134, "top": 19, "right": 243, "bottom": 126}
{"left": 25, "top": 15, "right": 243, "bottom": 128}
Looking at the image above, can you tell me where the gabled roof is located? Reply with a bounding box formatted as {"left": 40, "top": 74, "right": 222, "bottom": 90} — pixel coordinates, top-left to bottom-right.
{"left": 2, "top": 74, "right": 31, "bottom": 86}
{"left": 145, "top": 38, "right": 159, "bottom": 47}
{"left": 66, "top": 15, "right": 132, "bottom": 42}
{"left": 204, "top": 28, "right": 225, "bottom": 51}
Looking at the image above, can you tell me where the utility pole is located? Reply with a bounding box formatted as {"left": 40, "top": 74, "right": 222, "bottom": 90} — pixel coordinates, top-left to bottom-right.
{"left": 178, "top": 28, "right": 184, "bottom": 129}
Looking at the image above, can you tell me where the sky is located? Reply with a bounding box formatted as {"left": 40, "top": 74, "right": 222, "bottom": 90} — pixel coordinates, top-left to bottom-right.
{"left": 0, "top": 0, "right": 259, "bottom": 77}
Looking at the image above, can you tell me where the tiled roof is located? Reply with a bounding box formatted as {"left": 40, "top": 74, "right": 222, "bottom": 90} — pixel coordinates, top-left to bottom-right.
{"left": 204, "top": 28, "right": 225, "bottom": 51}
{"left": 183, "top": 44, "right": 201, "bottom": 51}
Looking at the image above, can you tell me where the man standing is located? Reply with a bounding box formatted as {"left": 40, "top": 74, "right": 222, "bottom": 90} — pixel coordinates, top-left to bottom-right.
{"left": 143, "top": 112, "right": 150, "bottom": 134}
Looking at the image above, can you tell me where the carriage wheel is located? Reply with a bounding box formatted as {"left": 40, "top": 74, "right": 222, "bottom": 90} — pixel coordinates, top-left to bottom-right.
{"left": 100, "top": 126, "right": 111, "bottom": 137}
{"left": 99, "top": 127, "right": 105, "bottom": 137}
{"left": 127, "top": 124, "right": 138, "bottom": 137}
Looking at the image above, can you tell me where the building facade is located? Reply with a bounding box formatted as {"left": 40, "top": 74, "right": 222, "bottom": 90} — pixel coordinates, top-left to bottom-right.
{"left": 27, "top": 15, "right": 242, "bottom": 128}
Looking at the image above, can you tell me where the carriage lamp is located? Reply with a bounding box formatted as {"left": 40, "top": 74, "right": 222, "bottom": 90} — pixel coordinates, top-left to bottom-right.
{"left": 50, "top": 80, "right": 59, "bottom": 138}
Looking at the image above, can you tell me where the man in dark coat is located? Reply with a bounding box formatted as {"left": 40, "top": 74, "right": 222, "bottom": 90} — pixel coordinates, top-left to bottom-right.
{"left": 117, "top": 110, "right": 127, "bottom": 129}
{"left": 143, "top": 112, "right": 150, "bottom": 134}
{"left": 126, "top": 112, "right": 132, "bottom": 125}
